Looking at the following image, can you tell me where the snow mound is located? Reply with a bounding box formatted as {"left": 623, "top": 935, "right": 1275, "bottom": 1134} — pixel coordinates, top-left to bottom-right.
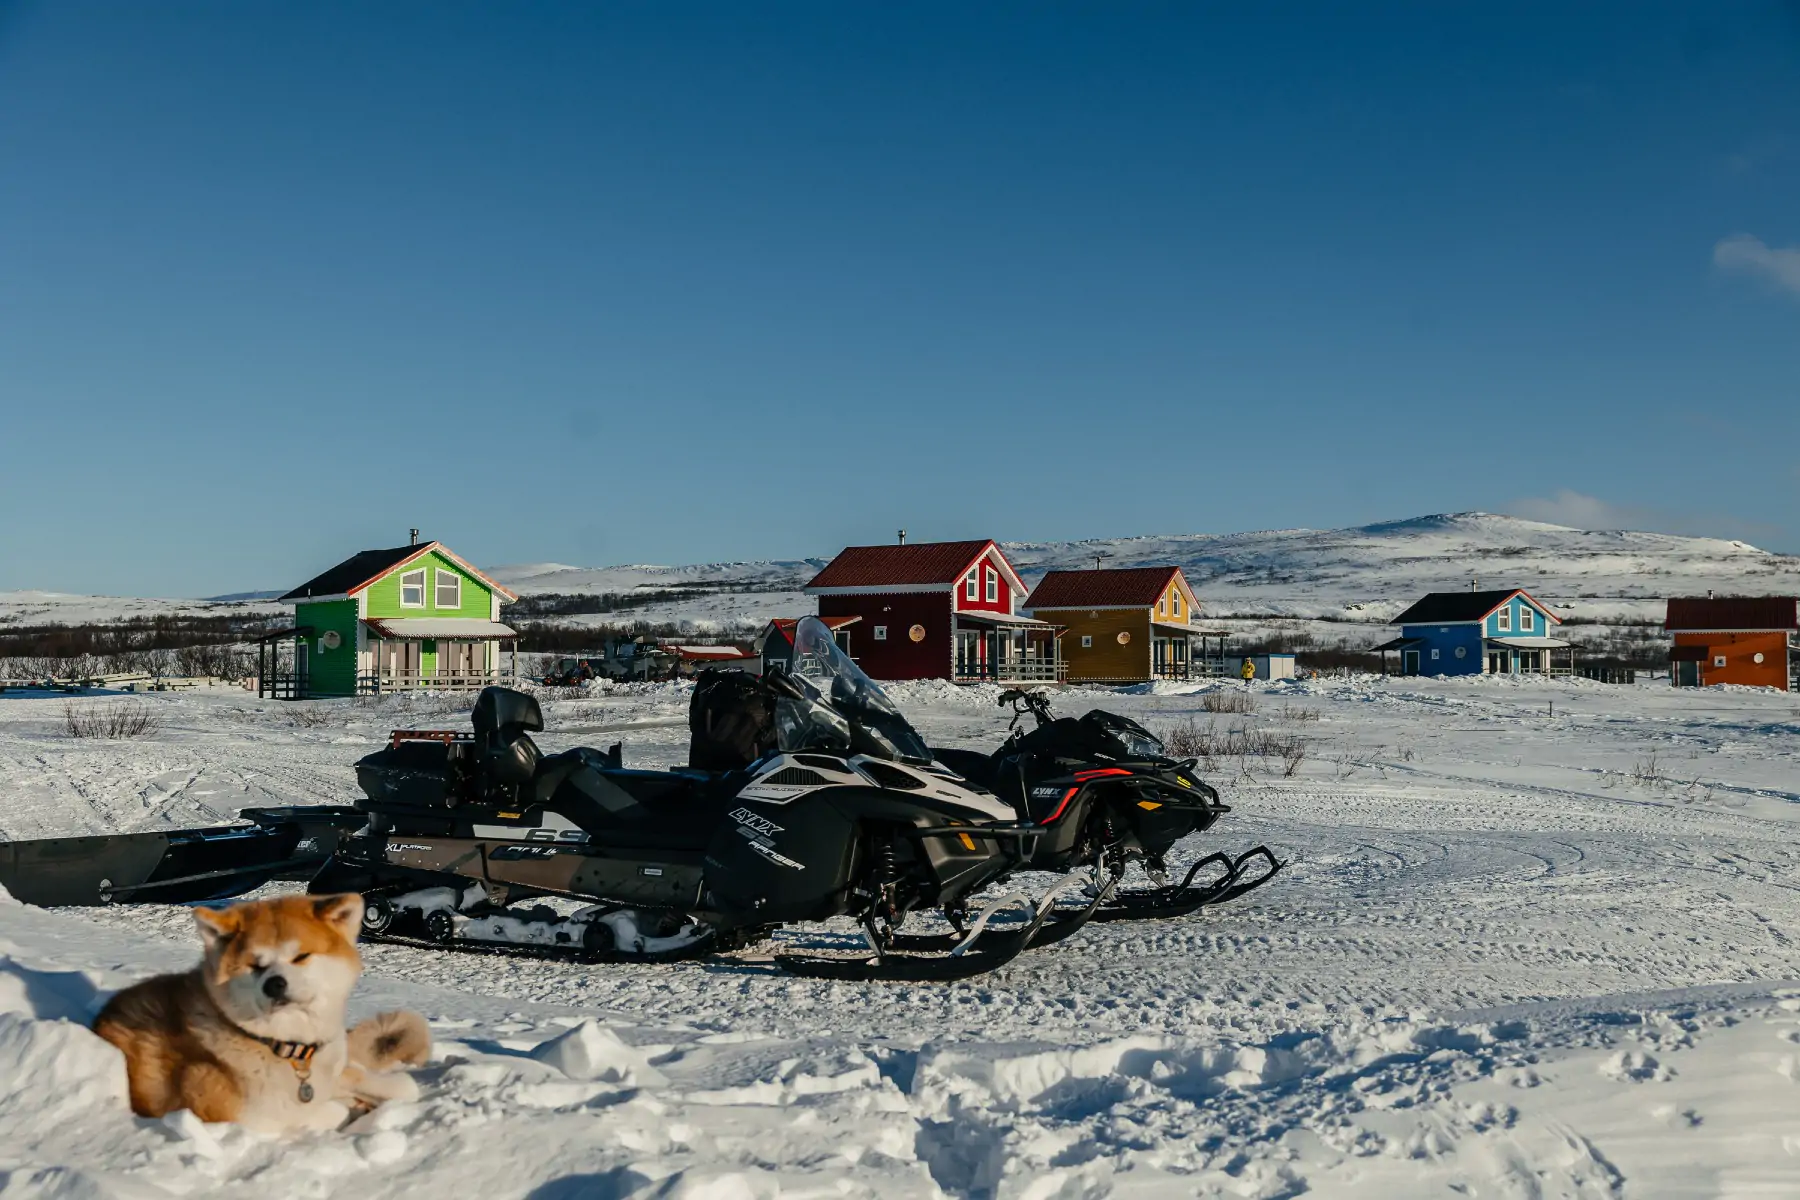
{"left": 529, "top": 1020, "right": 665, "bottom": 1087}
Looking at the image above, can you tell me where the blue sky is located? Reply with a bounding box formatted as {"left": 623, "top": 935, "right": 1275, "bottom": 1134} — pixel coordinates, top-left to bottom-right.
{"left": 2, "top": 2, "right": 1796, "bottom": 596}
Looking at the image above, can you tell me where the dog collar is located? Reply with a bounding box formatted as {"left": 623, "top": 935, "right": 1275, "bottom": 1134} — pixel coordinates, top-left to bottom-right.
{"left": 252, "top": 1036, "right": 320, "bottom": 1064}
{"left": 244, "top": 1032, "right": 322, "bottom": 1103}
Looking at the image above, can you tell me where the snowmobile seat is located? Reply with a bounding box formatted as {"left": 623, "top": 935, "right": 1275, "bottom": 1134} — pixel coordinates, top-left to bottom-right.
{"left": 532, "top": 761, "right": 741, "bottom": 851}
{"left": 932, "top": 747, "right": 1003, "bottom": 792}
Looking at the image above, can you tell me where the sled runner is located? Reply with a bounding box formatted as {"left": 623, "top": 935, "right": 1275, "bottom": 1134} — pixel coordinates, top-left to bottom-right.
{"left": 0, "top": 807, "right": 365, "bottom": 907}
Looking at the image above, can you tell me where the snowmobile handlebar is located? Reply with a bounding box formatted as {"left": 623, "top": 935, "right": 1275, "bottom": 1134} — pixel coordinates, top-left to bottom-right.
{"left": 996, "top": 688, "right": 1055, "bottom": 729}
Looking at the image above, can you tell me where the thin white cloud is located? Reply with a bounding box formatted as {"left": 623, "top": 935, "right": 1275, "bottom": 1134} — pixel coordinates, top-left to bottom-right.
{"left": 1507, "top": 489, "right": 1780, "bottom": 544}
{"left": 1508, "top": 490, "right": 1651, "bottom": 531}
{"left": 1713, "top": 233, "right": 1800, "bottom": 296}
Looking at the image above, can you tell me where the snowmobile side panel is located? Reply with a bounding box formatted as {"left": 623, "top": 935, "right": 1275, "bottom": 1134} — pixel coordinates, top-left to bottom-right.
{"left": 356, "top": 835, "right": 709, "bottom": 910}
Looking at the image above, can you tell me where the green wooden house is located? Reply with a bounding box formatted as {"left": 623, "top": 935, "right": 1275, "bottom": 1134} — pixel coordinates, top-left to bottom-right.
{"left": 261, "top": 536, "right": 519, "bottom": 698}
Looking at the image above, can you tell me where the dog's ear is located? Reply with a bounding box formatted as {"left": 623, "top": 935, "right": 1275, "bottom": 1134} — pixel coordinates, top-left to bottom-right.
{"left": 193, "top": 905, "right": 239, "bottom": 950}
{"left": 313, "top": 893, "right": 365, "bottom": 942}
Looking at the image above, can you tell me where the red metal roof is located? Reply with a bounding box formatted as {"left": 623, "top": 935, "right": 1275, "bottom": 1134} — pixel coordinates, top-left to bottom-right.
{"left": 1024, "top": 566, "right": 1185, "bottom": 610}
{"left": 763, "top": 616, "right": 863, "bottom": 646}
{"left": 805, "top": 540, "right": 998, "bottom": 590}
{"left": 1665, "top": 596, "right": 1798, "bottom": 631}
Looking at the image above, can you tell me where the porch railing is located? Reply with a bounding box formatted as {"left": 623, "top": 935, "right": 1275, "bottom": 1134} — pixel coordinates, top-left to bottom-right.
{"left": 356, "top": 669, "right": 515, "bottom": 694}
{"left": 953, "top": 660, "right": 1067, "bottom": 683}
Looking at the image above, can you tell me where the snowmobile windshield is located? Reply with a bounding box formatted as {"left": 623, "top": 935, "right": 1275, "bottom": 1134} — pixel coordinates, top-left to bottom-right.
{"left": 1082, "top": 710, "right": 1166, "bottom": 760}
{"left": 784, "top": 617, "right": 933, "bottom": 765}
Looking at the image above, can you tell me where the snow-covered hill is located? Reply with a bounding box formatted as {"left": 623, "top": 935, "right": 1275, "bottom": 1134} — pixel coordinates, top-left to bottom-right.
{"left": 6, "top": 513, "right": 1796, "bottom": 637}
{"left": 482, "top": 512, "right": 1799, "bottom": 634}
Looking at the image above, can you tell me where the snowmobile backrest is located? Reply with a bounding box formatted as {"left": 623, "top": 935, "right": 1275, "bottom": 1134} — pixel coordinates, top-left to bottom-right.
{"left": 472, "top": 687, "right": 544, "bottom": 738}
{"left": 688, "top": 669, "right": 778, "bottom": 772}
{"left": 472, "top": 686, "right": 544, "bottom": 785}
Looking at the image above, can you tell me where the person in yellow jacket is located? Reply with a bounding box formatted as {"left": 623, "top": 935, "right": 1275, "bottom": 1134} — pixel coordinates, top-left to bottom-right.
{"left": 1240, "top": 657, "right": 1257, "bottom": 681}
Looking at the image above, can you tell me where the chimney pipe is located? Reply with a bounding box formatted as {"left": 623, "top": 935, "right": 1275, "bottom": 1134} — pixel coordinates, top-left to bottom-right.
{"left": 1470, "top": 575, "right": 1478, "bottom": 592}
{"left": 1707, "top": 589, "right": 1714, "bottom": 599}
{"left": 410, "top": 528, "right": 420, "bottom": 546}
{"left": 897, "top": 529, "right": 906, "bottom": 546}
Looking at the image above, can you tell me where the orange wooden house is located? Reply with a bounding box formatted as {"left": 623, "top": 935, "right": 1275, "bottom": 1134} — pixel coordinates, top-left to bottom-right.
{"left": 1665, "top": 596, "right": 1797, "bottom": 691}
{"left": 1021, "top": 566, "right": 1227, "bottom": 683}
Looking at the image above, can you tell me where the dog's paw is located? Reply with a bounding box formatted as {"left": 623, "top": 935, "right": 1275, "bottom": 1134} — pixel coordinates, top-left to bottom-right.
{"left": 350, "top": 1069, "right": 420, "bottom": 1106}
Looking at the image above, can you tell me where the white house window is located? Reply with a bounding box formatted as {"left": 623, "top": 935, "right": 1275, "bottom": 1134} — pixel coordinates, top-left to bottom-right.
{"left": 1431, "top": 648, "right": 1440, "bottom": 660}
{"left": 1157, "top": 595, "right": 1166, "bottom": 616}
{"left": 1520, "top": 607, "right": 1534, "bottom": 631}
{"left": 1496, "top": 608, "right": 1511, "bottom": 632}
{"left": 1713, "top": 655, "right": 1726, "bottom": 668}
{"left": 1172, "top": 592, "right": 1182, "bottom": 618}
{"left": 965, "top": 570, "right": 978, "bottom": 601}
{"left": 435, "top": 569, "right": 461, "bottom": 610}
{"left": 1081, "top": 635, "right": 1093, "bottom": 648}
{"left": 873, "top": 625, "right": 888, "bottom": 641}
{"left": 985, "top": 566, "right": 997, "bottom": 603}
{"left": 399, "top": 569, "right": 426, "bottom": 608}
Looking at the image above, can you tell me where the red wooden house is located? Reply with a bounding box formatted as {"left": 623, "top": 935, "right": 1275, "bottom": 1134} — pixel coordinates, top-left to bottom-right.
{"left": 803, "top": 538, "right": 1064, "bottom": 682}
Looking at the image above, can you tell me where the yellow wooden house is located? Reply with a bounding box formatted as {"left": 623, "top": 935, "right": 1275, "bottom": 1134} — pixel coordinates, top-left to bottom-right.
{"left": 1021, "top": 566, "right": 1228, "bottom": 683}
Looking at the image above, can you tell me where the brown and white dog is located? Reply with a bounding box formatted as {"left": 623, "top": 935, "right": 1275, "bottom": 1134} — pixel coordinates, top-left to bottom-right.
{"left": 93, "top": 893, "right": 430, "bottom": 1134}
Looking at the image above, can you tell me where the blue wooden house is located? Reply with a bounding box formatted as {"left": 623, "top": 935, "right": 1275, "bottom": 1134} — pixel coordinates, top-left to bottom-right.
{"left": 1377, "top": 589, "right": 1573, "bottom": 677}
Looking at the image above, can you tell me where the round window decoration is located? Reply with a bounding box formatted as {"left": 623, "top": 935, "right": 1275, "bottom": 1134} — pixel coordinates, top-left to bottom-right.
{"left": 321, "top": 630, "right": 342, "bottom": 650}
{"left": 1116, "top": 631, "right": 1132, "bottom": 645}
{"left": 908, "top": 624, "right": 927, "bottom": 643}
{"left": 1753, "top": 652, "right": 1765, "bottom": 664}
{"left": 1454, "top": 645, "right": 1466, "bottom": 659}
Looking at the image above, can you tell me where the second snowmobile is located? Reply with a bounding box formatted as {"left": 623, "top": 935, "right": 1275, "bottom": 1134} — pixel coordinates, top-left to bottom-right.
{"left": 931, "top": 688, "right": 1281, "bottom": 922}
{"left": 311, "top": 618, "right": 1111, "bottom": 981}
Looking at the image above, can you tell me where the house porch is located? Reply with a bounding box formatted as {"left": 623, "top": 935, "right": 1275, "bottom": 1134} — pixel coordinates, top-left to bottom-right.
{"left": 953, "top": 612, "right": 1066, "bottom": 683}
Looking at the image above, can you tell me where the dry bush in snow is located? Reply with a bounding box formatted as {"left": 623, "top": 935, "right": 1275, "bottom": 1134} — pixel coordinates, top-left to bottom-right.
{"left": 1161, "top": 716, "right": 1307, "bottom": 776}
{"left": 1201, "top": 690, "right": 1258, "bottom": 714}
{"left": 281, "top": 704, "right": 340, "bottom": 728}
{"left": 63, "top": 701, "right": 160, "bottom": 740}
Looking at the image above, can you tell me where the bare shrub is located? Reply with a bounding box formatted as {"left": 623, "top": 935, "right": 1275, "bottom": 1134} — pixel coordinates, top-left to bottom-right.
{"left": 282, "top": 704, "right": 339, "bottom": 728}
{"left": 1277, "top": 702, "right": 1320, "bottom": 722}
{"left": 1633, "top": 750, "right": 1663, "bottom": 785}
{"left": 1162, "top": 716, "right": 1209, "bottom": 759}
{"left": 1201, "top": 690, "right": 1258, "bottom": 714}
{"left": 530, "top": 685, "right": 593, "bottom": 702}
{"left": 63, "top": 700, "right": 160, "bottom": 739}
{"left": 1160, "top": 716, "right": 1307, "bottom": 774}
{"left": 176, "top": 643, "right": 255, "bottom": 682}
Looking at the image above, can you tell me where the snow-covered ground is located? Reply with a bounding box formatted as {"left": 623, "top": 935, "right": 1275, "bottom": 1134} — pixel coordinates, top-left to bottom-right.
{"left": 3, "top": 673, "right": 1800, "bottom": 1197}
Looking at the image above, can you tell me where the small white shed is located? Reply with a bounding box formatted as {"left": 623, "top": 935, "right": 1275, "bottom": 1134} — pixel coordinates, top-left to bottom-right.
{"left": 1240, "top": 653, "right": 1297, "bottom": 681}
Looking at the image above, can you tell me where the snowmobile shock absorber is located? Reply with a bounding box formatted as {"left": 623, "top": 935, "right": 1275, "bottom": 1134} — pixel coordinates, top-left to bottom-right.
{"left": 874, "top": 838, "right": 900, "bottom": 922}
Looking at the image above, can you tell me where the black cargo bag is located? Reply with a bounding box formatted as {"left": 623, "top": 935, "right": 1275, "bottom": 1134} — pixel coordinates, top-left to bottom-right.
{"left": 688, "top": 669, "right": 778, "bottom": 772}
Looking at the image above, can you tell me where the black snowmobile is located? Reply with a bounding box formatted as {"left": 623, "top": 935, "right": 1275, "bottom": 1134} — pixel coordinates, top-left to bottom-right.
{"left": 931, "top": 689, "right": 1281, "bottom": 922}
{"left": 312, "top": 618, "right": 1112, "bottom": 981}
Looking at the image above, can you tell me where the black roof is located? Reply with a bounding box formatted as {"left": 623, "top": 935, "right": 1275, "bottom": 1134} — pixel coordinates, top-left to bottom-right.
{"left": 1392, "top": 589, "right": 1526, "bottom": 625}
{"left": 280, "top": 545, "right": 425, "bottom": 601}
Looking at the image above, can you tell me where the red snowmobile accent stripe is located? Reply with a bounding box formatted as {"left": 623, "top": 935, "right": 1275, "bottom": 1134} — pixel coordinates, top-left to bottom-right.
{"left": 1073, "top": 768, "right": 1132, "bottom": 781}
{"left": 1041, "top": 787, "right": 1081, "bottom": 825}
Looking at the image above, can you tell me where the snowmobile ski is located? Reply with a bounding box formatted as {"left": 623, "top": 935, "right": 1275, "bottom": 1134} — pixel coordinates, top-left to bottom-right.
{"left": 1089, "top": 845, "right": 1282, "bottom": 923}
{"left": 773, "top": 871, "right": 1113, "bottom": 982}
